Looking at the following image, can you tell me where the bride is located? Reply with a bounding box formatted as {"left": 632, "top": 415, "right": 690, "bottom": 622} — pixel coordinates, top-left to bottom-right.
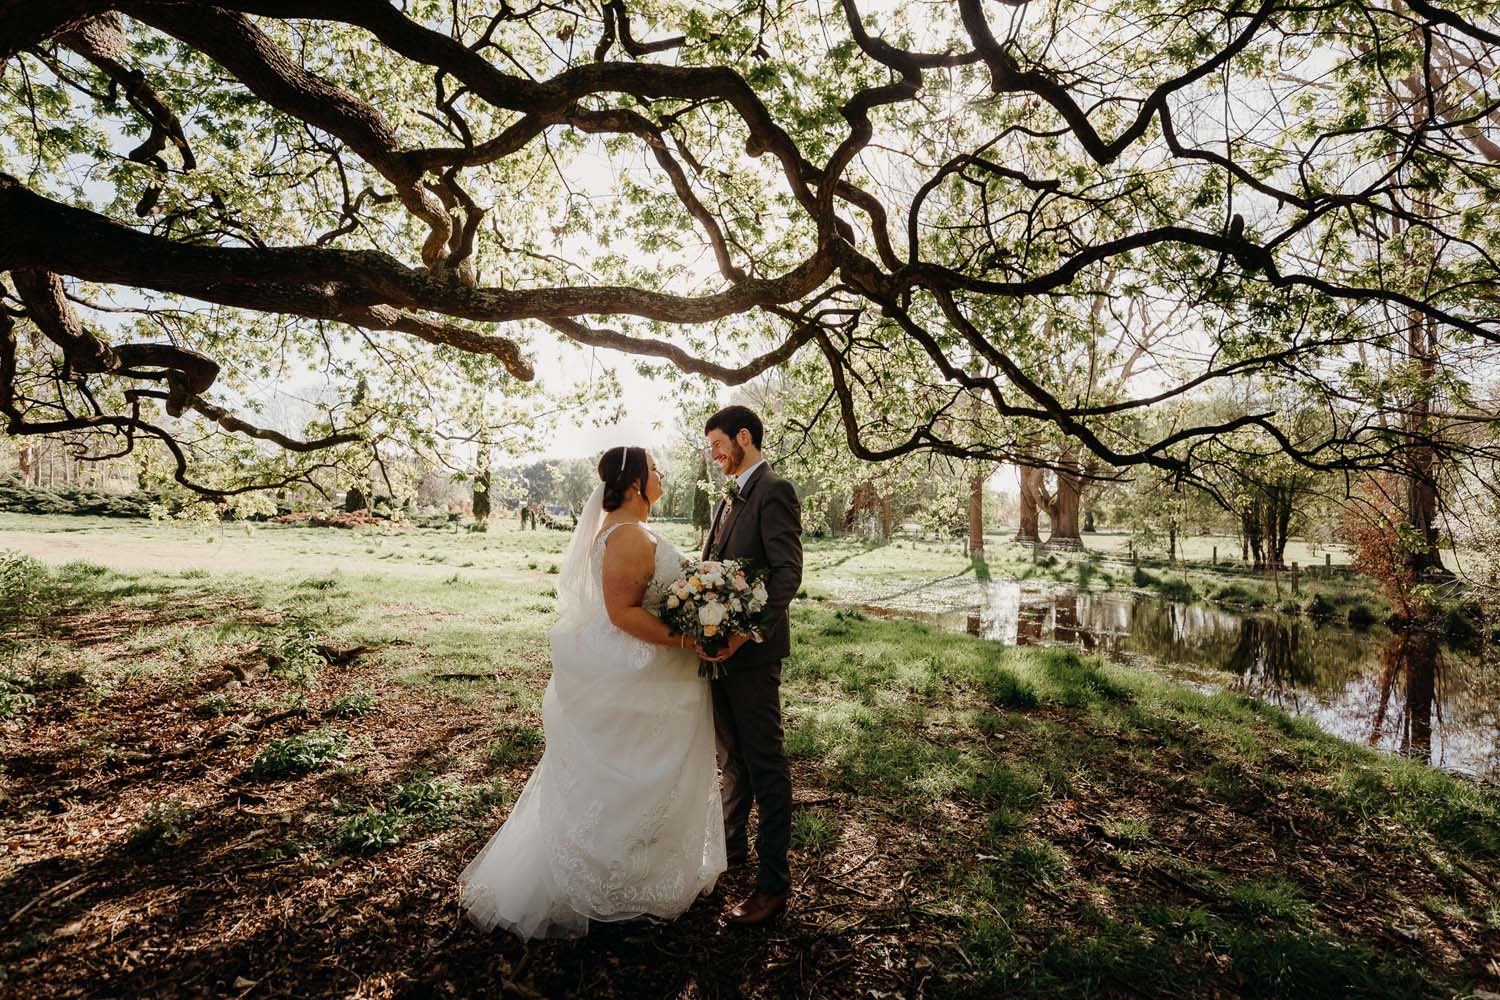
{"left": 459, "top": 446, "right": 726, "bottom": 939}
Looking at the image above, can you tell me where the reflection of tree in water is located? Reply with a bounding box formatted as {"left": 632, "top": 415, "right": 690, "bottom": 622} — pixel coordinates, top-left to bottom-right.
{"left": 1370, "top": 631, "right": 1441, "bottom": 765}
{"left": 1220, "top": 618, "right": 1372, "bottom": 703}
{"left": 940, "top": 583, "right": 1497, "bottom": 777}
{"left": 1016, "top": 604, "right": 1046, "bottom": 646}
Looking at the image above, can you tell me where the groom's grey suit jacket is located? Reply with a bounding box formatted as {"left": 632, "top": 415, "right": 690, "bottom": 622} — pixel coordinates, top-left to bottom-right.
{"left": 702, "top": 463, "right": 803, "bottom": 670}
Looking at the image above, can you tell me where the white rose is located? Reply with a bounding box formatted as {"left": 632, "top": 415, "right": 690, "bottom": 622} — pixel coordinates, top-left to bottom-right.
{"left": 752, "top": 583, "right": 769, "bottom": 603}
{"left": 730, "top": 598, "right": 743, "bottom": 612}
{"left": 698, "top": 602, "right": 728, "bottom": 627}
{"left": 666, "top": 595, "right": 680, "bottom": 609}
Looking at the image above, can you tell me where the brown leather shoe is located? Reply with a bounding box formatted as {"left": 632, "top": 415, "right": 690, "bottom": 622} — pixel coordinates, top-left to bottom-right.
{"left": 725, "top": 890, "right": 788, "bottom": 926}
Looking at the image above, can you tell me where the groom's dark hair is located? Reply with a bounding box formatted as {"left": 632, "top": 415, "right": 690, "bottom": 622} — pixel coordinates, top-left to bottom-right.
{"left": 704, "top": 405, "right": 763, "bottom": 449}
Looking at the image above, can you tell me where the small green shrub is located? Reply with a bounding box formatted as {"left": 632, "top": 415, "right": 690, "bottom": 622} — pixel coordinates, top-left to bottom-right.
{"left": 127, "top": 798, "right": 194, "bottom": 854}
{"left": 325, "top": 689, "right": 377, "bottom": 719}
{"left": 193, "top": 691, "right": 238, "bottom": 718}
{"left": 790, "top": 808, "right": 842, "bottom": 855}
{"left": 261, "top": 608, "right": 335, "bottom": 687}
{"left": 488, "top": 724, "right": 545, "bottom": 768}
{"left": 333, "top": 808, "right": 407, "bottom": 855}
{"left": 390, "top": 773, "right": 461, "bottom": 815}
{"left": 1157, "top": 579, "right": 1195, "bottom": 602}
{"left": 1213, "top": 584, "right": 1256, "bottom": 605}
{"left": 0, "top": 550, "right": 46, "bottom": 617}
{"left": 1303, "top": 594, "right": 1336, "bottom": 620}
{"left": 0, "top": 673, "right": 36, "bottom": 721}
{"left": 1346, "top": 604, "right": 1377, "bottom": 629}
{"left": 1131, "top": 567, "right": 1160, "bottom": 588}
{"left": 251, "top": 729, "right": 347, "bottom": 777}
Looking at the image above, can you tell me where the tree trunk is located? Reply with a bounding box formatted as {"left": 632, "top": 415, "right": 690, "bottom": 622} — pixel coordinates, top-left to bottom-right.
{"left": 471, "top": 467, "right": 491, "bottom": 520}
{"left": 1044, "top": 456, "right": 1084, "bottom": 550}
{"left": 1405, "top": 309, "right": 1447, "bottom": 576}
{"left": 967, "top": 473, "right": 985, "bottom": 556}
{"left": 1014, "top": 465, "right": 1041, "bottom": 543}
{"left": 1263, "top": 485, "right": 1292, "bottom": 571}
{"left": 1243, "top": 506, "right": 1265, "bottom": 570}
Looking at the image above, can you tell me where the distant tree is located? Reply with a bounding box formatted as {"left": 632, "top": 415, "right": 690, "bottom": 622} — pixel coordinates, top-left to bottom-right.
{"left": 471, "top": 466, "right": 491, "bottom": 521}
{"left": 516, "top": 463, "right": 553, "bottom": 506}
{"left": 692, "top": 450, "right": 712, "bottom": 536}
{"left": 552, "top": 458, "right": 596, "bottom": 514}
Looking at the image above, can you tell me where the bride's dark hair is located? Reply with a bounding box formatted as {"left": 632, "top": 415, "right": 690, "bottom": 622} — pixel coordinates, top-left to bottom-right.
{"left": 599, "top": 446, "right": 650, "bottom": 512}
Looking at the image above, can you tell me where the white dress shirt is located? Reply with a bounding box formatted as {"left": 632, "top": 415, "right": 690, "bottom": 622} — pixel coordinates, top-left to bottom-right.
{"left": 735, "top": 459, "right": 766, "bottom": 493}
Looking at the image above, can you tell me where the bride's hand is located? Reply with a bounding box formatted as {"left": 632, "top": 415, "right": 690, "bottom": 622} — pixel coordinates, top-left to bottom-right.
{"left": 697, "top": 633, "right": 750, "bottom": 662}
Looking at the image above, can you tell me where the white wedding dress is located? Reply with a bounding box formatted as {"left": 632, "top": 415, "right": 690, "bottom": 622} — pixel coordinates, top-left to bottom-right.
{"left": 459, "top": 487, "right": 725, "bottom": 939}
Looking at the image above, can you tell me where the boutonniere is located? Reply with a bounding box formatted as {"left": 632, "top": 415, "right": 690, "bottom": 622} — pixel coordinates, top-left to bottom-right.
{"left": 697, "top": 477, "right": 741, "bottom": 512}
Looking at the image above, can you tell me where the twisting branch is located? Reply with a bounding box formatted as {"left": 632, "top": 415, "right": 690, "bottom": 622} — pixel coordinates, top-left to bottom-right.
{"left": 58, "top": 13, "right": 195, "bottom": 216}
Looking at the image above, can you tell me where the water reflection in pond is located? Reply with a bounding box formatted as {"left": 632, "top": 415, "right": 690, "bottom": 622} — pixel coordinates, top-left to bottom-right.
{"left": 862, "top": 583, "right": 1500, "bottom": 780}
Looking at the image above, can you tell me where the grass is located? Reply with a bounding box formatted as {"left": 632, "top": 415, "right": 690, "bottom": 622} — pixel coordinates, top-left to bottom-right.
{"left": 0, "top": 514, "right": 1497, "bottom": 998}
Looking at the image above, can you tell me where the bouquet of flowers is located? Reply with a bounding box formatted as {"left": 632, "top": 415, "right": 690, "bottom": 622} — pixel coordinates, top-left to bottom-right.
{"left": 652, "top": 558, "right": 771, "bottom": 678}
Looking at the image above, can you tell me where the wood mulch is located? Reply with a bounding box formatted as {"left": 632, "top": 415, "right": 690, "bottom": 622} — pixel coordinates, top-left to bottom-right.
{"left": 4, "top": 597, "right": 1499, "bottom": 998}
{"left": 1, "top": 604, "right": 941, "bottom": 999}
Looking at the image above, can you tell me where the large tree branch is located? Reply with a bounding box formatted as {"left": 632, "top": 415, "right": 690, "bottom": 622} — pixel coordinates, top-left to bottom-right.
{"left": 127, "top": 3, "right": 460, "bottom": 276}
{"left": 0, "top": 174, "right": 834, "bottom": 331}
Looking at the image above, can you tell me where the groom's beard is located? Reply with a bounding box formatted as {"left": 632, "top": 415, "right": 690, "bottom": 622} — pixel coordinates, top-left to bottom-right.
{"left": 724, "top": 442, "right": 745, "bottom": 475}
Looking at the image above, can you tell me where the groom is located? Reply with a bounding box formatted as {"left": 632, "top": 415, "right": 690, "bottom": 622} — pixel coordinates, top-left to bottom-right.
{"left": 703, "top": 404, "right": 802, "bottom": 926}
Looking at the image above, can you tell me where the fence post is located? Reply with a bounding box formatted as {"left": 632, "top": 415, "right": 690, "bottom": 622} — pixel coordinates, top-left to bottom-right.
{"left": 1291, "top": 562, "right": 1300, "bottom": 595}
{"left": 1212, "top": 545, "right": 1217, "bottom": 566}
{"left": 1325, "top": 552, "right": 1332, "bottom": 577}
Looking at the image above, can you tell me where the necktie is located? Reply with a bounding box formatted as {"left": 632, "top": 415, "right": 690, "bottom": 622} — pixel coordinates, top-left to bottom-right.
{"left": 712, "top": 498, "right": 735, "bottom": 555}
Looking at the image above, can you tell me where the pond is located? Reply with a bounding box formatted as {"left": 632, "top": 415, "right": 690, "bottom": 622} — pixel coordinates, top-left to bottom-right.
{"left": 859, "top": 580, "right": 1500, "bottom": 781}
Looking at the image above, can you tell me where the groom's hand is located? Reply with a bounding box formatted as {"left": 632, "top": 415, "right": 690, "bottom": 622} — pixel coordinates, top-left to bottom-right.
{"left": 698, "top": 632, "right": 751, "bottom": 662}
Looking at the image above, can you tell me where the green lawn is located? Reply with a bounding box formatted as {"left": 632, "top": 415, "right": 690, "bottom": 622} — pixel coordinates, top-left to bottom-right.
{"left": 1, "top": 514, "right": 1497, "bottom": 997}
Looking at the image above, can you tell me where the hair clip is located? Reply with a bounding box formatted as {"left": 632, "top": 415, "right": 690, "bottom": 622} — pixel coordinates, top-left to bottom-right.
{"left": 619, "top": 447, "right": 629, "bottom": 473}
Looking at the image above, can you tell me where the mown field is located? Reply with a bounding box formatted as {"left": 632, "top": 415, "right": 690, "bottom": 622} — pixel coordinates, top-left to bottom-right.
{"left": 1, "top": 514, "right": 1497, "bottom": 999}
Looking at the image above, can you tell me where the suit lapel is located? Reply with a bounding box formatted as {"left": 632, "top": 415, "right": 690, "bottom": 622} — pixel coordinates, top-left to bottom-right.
{"left": 717, "top": 464, "right": 769, "bottom": 553}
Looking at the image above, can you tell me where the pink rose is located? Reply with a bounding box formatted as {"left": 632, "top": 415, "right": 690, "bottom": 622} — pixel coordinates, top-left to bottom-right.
{"left": 732, "top": 574, "right": 748, "bottom": 590}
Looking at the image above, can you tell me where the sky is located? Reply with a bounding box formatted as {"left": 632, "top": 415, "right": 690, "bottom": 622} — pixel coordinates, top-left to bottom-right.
{"left": 521, "top": 343, "right": 705, "bottom": 462}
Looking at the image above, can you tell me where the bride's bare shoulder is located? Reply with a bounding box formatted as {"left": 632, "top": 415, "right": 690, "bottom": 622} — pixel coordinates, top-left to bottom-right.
{"left": 597, "top": 519, "right": 655, "bottom": 553}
